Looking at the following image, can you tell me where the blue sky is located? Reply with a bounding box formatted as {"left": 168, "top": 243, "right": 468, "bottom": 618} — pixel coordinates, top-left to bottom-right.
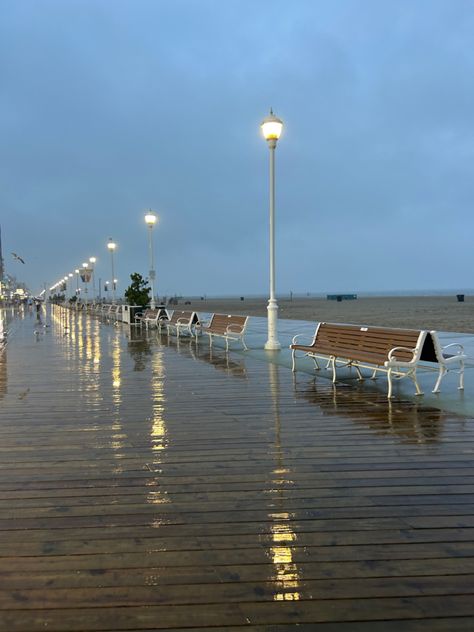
{"left": 1, "top": 0, "right": 474, "bottom": 297}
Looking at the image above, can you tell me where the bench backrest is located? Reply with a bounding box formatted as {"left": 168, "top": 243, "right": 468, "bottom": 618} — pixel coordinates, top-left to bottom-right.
{"left": 168, "top": 310, "right": 199, "bottom": 325}
{"left": 140, "top": 308, "right": 168, "bottom": 320}
{"left": 313, "top": 322, "right": 426, "bottom": 363}
{"left": 207, "top": 313, "right": 248, "bottom": 335}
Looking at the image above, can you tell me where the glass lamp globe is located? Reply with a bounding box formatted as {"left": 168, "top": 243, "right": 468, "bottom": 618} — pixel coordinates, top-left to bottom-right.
{"left": 145, "top": 210, "right": 157, "bottom": 226}
{"left": 261, "top": 109, "right": 283, "bottom": 141}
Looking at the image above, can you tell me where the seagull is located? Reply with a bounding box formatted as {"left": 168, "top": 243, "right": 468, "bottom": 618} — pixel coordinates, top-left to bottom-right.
{"left": 11, "top": 252, "right": 25, "bottom": 264}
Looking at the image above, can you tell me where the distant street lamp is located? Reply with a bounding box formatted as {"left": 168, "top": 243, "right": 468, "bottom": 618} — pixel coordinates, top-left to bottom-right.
{"left": 75, "top": 269, "right": 80, "bottom": 296}
{"left": 144, "top": 210, "right": 158, "bottom": 309}
{"left": 82, "top": 262, "right": 89, "bottom": 305}
{"left": 107, "top": 239, "right": 117, "bottom": 303}
{"left": 89, "top": 257, "right": 97, "bottom": 302}
{"left": 261, "top": 109, "right": 283, "bottom": 351}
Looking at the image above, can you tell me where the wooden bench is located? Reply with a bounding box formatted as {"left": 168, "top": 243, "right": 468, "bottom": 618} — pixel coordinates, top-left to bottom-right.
{"left": 106, "top": 304, "right": 121, "bottom": 322}
{"left": 166, "top": 310, "right": 200, "bottom": 338}
{"left": 290, "top": 322, "right": 466, "bottom": 398}
{"left": 197, "top": 313, "right": 249, "bottom": 351}
{"left": 135, "top": 308, "right": 169, "bottom": 329}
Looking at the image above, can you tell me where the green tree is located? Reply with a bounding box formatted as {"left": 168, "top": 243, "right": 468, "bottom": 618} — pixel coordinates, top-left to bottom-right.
{"left": 124, "top": 273, "right": 151, "bottom": 307}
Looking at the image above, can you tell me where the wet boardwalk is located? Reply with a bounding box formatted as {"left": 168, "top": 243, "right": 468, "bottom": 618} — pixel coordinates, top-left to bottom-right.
{"left": 1, "top": 305, "right": 474, "bottom": 630}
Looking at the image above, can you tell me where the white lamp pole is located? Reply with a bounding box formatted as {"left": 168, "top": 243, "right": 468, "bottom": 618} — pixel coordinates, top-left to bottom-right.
{"left": 89, "top": 257, "right": 97, "bottom": 302}
{"left": 74, "top": 269, "right": 80, "bottom": 296}
{"left": 261, "top": 109, "right": 283, "bottom": 350}
{"left": 144, "top": 210, "right": 158, "bottom": 309}
{"left": 107, "top": 238, "right": 117, "bottom": 303}
{"left": 82, "top": 262, "right": 89, "bottom": 305}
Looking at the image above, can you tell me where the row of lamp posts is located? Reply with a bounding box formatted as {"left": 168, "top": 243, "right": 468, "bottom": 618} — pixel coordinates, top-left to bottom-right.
{"left": 51, "top": 110, "right": 281, "bottom": 349}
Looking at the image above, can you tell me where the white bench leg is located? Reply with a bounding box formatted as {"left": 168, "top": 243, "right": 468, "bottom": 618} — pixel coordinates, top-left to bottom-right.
{"left": 241, "top": 335, "right": 248, "bottom": 351}
{"left": 412, "top": 369, "right": 424, "bottom": 396}
{"left": 459, "top": 360, "right": 465, "bottom": 390}
{"left": 330, "top": 356, "right": 337, "bottom": 384}
{"left": 387, "top": 368, "right": 393, "bottom": 398}
{"left": 432, "top": 366, "right": 446, "bottom": 394}
{"left": 291, "top": 349, "right": 297, "bottom": 372}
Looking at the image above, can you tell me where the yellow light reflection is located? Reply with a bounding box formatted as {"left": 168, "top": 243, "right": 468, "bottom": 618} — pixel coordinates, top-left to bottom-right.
{"left": 268, "top": 362, "right": 300, "bottom": 602}
{"left": 110, "top": 332, "right": 124, "bottom": 466}
{"left": 112, "top": 335, "right": 122, "bottom": 397}
{"left": 147, "top": 348, "right": 169, "bottom": 505}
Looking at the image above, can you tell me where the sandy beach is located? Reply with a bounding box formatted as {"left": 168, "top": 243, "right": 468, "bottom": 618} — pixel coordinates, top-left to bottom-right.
{"left": 179, "top": 295, "right": 474, "bottom": 334}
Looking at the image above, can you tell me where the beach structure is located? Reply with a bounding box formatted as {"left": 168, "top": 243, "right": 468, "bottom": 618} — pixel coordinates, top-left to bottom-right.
{"left": 1, "top": 305, "right": 473, "bottom": 630}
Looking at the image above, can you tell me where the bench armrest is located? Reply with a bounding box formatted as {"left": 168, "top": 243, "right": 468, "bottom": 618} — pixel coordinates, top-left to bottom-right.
{"left": 290, "top": 333, "right": 312, "bottom": 346}
{"left": 387, "top": 346, "right": 417, "bottom": 362}
{"left": 226, "top": 324, "right": 244, "bottom": 334}
{"left": 176, "top": 317, "right": 190, "bottom": 324}
{"left": 442, "top": 342, "right": 465, "bottom": 355}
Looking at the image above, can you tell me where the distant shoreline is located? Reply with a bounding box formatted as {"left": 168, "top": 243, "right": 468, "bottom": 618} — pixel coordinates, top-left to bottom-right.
{"left": 175, "top": 295, "right": 474, "bottom": 334}
{"left": 180, "top": 290, "right": 473, "bottom": 300}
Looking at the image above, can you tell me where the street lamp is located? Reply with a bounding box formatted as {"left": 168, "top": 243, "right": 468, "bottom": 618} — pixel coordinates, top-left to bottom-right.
{"left": 144, "top": 210, "right": 158, "bottom": 309}
{"left": 89, "top": 257, "right": 97, "bottom": 302}
{"left": 261, "top": 109, "right": 283, "bottom": 350}
{"left": 82, "top": 262, "right": 89, "bottom": 305}
{"left": 107, "top": 238, "right": 117, "bottom": 303}
{"left": 75, "top": 269, "right": 80, "bottom": 296}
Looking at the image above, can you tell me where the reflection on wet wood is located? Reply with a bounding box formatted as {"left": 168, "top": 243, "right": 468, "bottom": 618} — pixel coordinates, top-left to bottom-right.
{"left": 1, "top": 304, "right": 474, "bottom": 630}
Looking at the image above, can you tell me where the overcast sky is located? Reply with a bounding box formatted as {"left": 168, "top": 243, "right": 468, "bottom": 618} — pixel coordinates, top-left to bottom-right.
{"left": 1, "top": 0, "right": 474, "bottom": 297}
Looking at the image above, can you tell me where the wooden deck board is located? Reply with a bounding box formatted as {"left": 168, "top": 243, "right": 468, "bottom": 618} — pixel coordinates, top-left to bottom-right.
{"left": 1, "top": 305, "right": 474, "bottom": 630}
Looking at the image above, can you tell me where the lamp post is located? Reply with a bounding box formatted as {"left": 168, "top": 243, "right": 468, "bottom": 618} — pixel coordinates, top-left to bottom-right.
{"left": 144, "top": 210, "right": 158, "bottom": 309}
{"left": 107, "top": 239, "right": 117, "bottom": 303}
{"left": 82, "top": 262, "right": 89, "bottom": 305}
{"left": 75, "top": 269, "right": 80, "bottom": 297}
{"left": 89, "top": 257, "right": 97, "bottom": 303}
{"left": 261, "top": 109, "right": 283, "bottom": 350}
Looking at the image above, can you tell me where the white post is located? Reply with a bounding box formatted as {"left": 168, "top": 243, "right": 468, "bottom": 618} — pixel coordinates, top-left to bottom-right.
{"left": 265, "top": 138, "right": 281, "bottom": 350}
{"left": 148, "top": 224, "right": 156, "bottom": 309}
{"left": 110, "top": 250, "right": 116, "bottom": 304}
{"left": 91, "top": 265, "right": 96, "bottom": 303}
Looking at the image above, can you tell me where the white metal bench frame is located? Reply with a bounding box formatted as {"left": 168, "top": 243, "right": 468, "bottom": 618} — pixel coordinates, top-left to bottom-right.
{"left": 135, "top": 308, "right": 169, "bottom": 330}
{"left": 166, "top": 311, "right": 199, "bottom": 338}
{"left": 291, "top": 323, "right": 466, "bottom": 398}
{"left": 196, "top": 314, "right": 249, "bottom": 351}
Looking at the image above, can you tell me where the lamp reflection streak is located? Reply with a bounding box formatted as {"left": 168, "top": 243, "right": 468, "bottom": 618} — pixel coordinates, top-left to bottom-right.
{"left": 110, "top": 333, "right": 125, "bottom": 467}
{"left": 148, "top": 347, "right": 169, "bottom": 506}
{"left": 267, "top": 362, "right": 300, "bottom": 601}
